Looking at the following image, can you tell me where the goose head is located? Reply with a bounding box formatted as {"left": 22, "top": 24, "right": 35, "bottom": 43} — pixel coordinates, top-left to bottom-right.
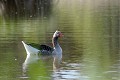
{"left": 53, "top": 30, "right": 63, "bottom": 38}
{"left": 52, "top": 30, "right": 63, "bottom": 47}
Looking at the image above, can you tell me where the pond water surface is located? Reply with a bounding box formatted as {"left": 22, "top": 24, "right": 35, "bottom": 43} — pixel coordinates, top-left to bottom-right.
{"left": 0, "top": 0, "right": 120, "bottom": 80}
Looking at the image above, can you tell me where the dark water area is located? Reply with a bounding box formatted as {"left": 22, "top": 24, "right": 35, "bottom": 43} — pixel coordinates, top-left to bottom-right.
{"left": 0, "top": 0, "right": 52, "bottom": 18}
{"left": 0, "top": 0, "right": 120, "bottom": 80}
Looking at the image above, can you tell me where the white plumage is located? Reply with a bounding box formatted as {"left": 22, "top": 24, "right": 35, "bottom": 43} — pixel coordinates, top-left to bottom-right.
{"left": 22, "top": 41, "right": 40, "bottom": 55}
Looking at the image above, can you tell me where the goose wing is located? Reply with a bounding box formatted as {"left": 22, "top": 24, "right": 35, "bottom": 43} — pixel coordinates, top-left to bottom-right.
{"left": 28, "top": 43, "right": 54, "bottom": 55}
{"left": 27, "top": 43, "right": 40, "bottom": 50}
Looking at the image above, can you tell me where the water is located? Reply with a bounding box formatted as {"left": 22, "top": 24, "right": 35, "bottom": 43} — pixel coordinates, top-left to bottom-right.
{"left": 0, "top": 0, "right": 120, "bottom": 80}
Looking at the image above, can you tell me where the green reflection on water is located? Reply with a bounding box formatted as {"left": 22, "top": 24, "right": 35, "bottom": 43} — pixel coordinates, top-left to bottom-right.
{"left": 28, "top": 60, "right": 51, "bottom": 80}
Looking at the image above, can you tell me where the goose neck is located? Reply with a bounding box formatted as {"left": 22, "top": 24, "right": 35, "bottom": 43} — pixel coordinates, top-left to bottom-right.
{"left": 52, "top": 37, "right": 59, "bottom": 47}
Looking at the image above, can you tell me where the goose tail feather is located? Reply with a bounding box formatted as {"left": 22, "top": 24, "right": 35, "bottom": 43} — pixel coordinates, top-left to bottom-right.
{"left": 22, "top": 41, "right": 40, "bottom": 55}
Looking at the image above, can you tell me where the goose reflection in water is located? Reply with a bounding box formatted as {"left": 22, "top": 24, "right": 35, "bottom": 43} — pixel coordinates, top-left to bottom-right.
{"left": 53, "top": 54, "right": 62, "bottom": 71}
{"left": 22, "top": 52, "right": 62, "bottom": 76}
{"left": 22, "top": 54, "right": 39, "bottom": 75}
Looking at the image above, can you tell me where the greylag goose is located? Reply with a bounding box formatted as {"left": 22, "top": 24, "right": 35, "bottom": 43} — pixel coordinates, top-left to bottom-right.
{"left": 22, "top": 30, "right": 63, "bottom": 56}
